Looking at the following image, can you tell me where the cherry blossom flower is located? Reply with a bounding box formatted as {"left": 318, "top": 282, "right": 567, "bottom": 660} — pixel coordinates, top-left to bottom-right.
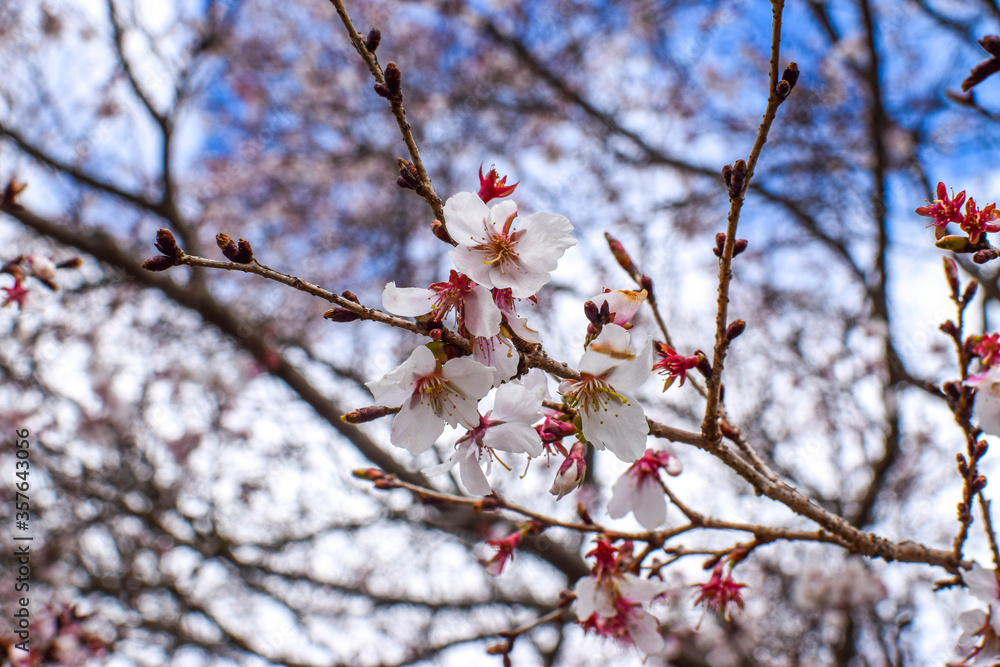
{"left": 966, "top": 368, "right": 1000, "bottom": 437}
{"left": 446, "top": 191, "right": 575, "bottom": 298}
{"left": 573, "top": 538, "right": 667, "bottom": 654}
{"left": 975, "top": 334, "right": 1000, "bottom": 369}
{"left": 961, "top": 198, "right": 1000, "bottom": 245}
{"left": 366, "top": 345, "right": 494, "bottom": 454}
{"left": 955, "top": 608, "right": 1000, "bottom": 666}
{"left": 694, "top": 562, "right": 747, "bottom": 621}
{"left": 484, "top": 530, "right": 523, "bottom": 576}
{"left": 917, "top": 182, "right": 967, "bottom": 239}
{"left": 477, "top": 163, "right": 518, "bottom": 203}
{"left": 430, "top": 380, "right": 544, "bottom": 494}
{"left": 382, "top": 270, "right": 501, "bottom": 338}
{"left": 652, "top": 342, "right": 702, "bottom": 391}
{"left": 607, "top": 449, "right": 682, "bottom": 529}
{"left": 2, "top": 279, "right": 29, "bottom": 309}
{"left": 560, "top": 324, "right": 653, "bottom": 462}
{"left": 550, "top": 441, "right": 587, "bottom": 499}
{"left": 26, "top": 254, "right": 57, "bottom": 287}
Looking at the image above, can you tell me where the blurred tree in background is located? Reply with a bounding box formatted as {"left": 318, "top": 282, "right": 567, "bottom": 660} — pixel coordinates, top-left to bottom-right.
{"left": 1, "top": 0, "right": 1000, "bottom": 665}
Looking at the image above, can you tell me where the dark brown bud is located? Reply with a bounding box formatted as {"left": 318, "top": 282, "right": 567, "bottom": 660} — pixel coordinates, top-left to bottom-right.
{"left": 640, "top": 274, "right": 653, "bottom": 294}
{"left": 141, "top": 255, "right": 176, "bottom": 272}
{"left": 373, "top": 83, "right": 391, "bottom": 98}
{"left": 396, "top": 158, "right": 421, "bottom": 190}
{"left": 155, "top": 228, "right": 179, "bottom": 258}
{"left": 713, "top": 232, "right": 726, "bottom": 258}
{"left": 975, "top": 439, "right": 989, "bottom": 459}
{"left": 725, "top": 319, "right": 746, "bottom": 342}
{"left": 973, "top": 248, "right": 998, "bottom": 264}
{"left": 719, "top": 421, "right": 741, "bottom": 440}
{"left": 722, "top": 164, "right": 733, "bottom": 188}
{"left": 342, "top": 405, "right": 397, "bottom": 423}
{"left": 234, "top": 238, "right": 254, "bottom": 263}
{"left": 384, "top": 62, "right": 402, "bottom": 98}
{"left": 963, "top": 279, "right": 979, "bottom": 304}
{"left": 341, "top": 290, "right": 360, "bottom": 303}
{"left": 733, "top": 238, "right": 748, "bottom": 256}
{"left": 943, "top": 381, "right": 962, "bottom": 402}
{"left": 730, "top": 159, "right": 748, "bottom": 197}
{"left": 324, "top": 307, "right": 361, "bottom": 322}
{"left": 364, "top": 29, "right": 381, "bottom": 53}
{"left": 56, "top": 257, "right": 82, "bottom": 269}
{"left": 974, "top": 475, "right": 989, "bottom": 493}
{"left": 430, "top": 219, "right": 454, "bottom": 244}
{"left": 576, "top": 503, "right": 594, "bottom": 525}
{"left": 374, "top": 477, "right": 400, "bottom": 490}
{"left": 216, "top": 232, "right": 237, "bottom": 256}
{"left": 584, "top": 300, "right": 601, "bottom": 326}
{"left": 943, "top": 257, "right": 960, "bottom": 299}
{"left": 776, "top": 62, "right": 799, "bottom": 99}
{"left": 939, "top": 319, "right": 958, "bottom": 337}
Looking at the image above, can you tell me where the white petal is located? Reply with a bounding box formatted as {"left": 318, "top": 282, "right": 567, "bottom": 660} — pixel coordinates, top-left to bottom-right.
{"left": 491, "top": 382, "right": 543, "bottom": 424}
{"left": 573, "top": 577, "right": 599, "bottom": 620}
{"left": 607, "top": 472, "right": 635, "bottom": 519}
{"left": 487, "top": 198, "right": 519, "bottom": 229}
{"left": 606, "top": 335, "right": 654, "bottom": 392}
{"left": 632, "top": 478, "right": 667, "bottom": 530}
{"left": 580, "top": 394, "right": 648, "bottom": 462}
{"left": 471, "top": 336, "right": 519, "bottom": 386}
{"left": 390, "top": 397, "right": 444, "bottom": 454}
{"left": 490, "top": 267, "right": 552, "bottom": 299}
{"left": 382, "top": 283, "right": 435, "bottom": 317}
{"left": 965, "top": 563, "right": 1000, "bottom": 604}
{"left": 444, "top": 192, "right": 492, "bottom": 245}
{"left": 457, "top": 445, "right": 492, "bottom": 495}
{"left": 464, "top": 283, "right": 502, "bottom": 337}
{"left": 517, "top": 368, "right": 549, "bottom": 399}
{"left": 579, "top": 324, "right": 634, "bottom": 375}
{"left": 442, "top": 356, "right": 495, "bottom": 399}
{"left": 626, "top": 609, "right": 665, "bottom": 655}
{"left": 514, "top": 211, "right": 576, "bottom": 273}
{"left": 366, "top": 345, "right": 436, "bottom": 406}
{"left": 621, "top": 573, "right": 668, "bottom": 603}
{"left": 451, "top": 245, "right": 495, "bottom": 288}
{"left": 483, "top": 422, "right": 543, "bottom": 457}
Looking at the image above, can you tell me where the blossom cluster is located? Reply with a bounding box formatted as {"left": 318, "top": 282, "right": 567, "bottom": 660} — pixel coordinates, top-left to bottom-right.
{"left": 919, "top": 182, "right": 999, "bottom": 252}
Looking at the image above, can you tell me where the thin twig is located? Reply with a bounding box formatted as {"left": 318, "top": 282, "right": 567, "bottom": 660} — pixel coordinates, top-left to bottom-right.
{"left": 703, "top": 0, "right": 788, "bottom": 440}
{"left": 326, "top": 0, "right": 446, "bottom": 225}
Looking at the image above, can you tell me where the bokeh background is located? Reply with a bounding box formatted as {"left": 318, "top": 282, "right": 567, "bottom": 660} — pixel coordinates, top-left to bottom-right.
{"left": 2, "top": 0, "right": 1000, "bottom": 664}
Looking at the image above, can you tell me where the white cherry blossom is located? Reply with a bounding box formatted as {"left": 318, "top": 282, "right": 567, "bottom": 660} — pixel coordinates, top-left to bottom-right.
{"left": 607, "top": 449, "right": 682, "bottom": 529}
{"left": 427, "top": 380, "right": 544, "bottom": 494}
{"left": 445, "top": 191, "right": 575, "bottom": 298}
{"left": 560, "top": 324, "right": 653, "bottom": 462}
{"left": 366, "top": 346, "right": 494, "bottom": 454}
{"left": 382, "top": 270, "right": 501, "bottom": 338}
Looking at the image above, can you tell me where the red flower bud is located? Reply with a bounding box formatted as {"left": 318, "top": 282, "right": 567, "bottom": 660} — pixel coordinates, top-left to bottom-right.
{"left": 141, "top": 255, "right": 176, "bottom": 272}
